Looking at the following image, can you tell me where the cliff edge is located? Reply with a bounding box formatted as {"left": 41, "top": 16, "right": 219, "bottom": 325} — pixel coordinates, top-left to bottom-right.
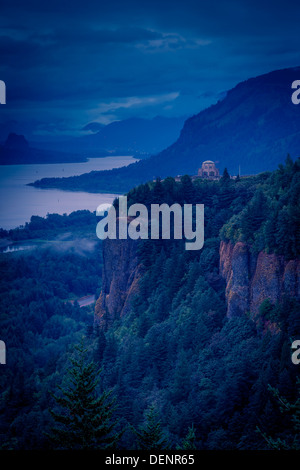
{"left": 219, "top": 240, "right": 300, "bottom": 319}
{"left": 94, "top": 236, "right": 141, "bottom": 328}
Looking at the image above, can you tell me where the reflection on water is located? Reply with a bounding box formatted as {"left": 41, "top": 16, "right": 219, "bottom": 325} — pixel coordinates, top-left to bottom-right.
{"left": 0, "top": 156, "right": 136, "bottom": 229}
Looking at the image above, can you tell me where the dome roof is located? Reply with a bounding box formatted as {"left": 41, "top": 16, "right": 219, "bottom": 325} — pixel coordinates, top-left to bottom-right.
{"left": 202, "top": 160, "right": 215, "bottom": 164}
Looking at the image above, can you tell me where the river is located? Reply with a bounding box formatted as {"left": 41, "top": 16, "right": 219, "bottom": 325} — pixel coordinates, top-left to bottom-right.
{"left": 0, "top": 156, "right": 136, "bottom": 229}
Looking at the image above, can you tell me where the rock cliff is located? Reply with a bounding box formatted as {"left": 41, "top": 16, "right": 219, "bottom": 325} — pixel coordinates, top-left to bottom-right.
{"left": 94, "top": 235, "right": 141, "bottom": 328}
{"left": 219, "top": 240, "right": 300, "bottom": 319}
{"left": 95, "top": 235, "right": 299, "bottom": 329}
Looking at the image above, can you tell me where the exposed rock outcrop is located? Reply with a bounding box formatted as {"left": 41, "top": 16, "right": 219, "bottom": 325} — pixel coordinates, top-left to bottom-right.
{"left": 4, "top": 133, "right": 29, "bottom": 150}
{"left": 219, "top": 240, "right": 300, "bottom": 318}
{"left": 95, "top": 235, "right": 299, "bottom": 329}
{"left": 94, "top": 235, "right": 141, "bottom": 328}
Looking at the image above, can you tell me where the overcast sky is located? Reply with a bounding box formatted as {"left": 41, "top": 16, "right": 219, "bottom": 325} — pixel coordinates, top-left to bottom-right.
{"left": 1, "top": 0, "right": 300, "bottom": 137}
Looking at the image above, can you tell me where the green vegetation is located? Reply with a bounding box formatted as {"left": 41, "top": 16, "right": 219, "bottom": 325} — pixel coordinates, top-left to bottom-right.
{"left": 47, "top": 340, "right": 121, "bottom": 450}
{"left": 178, "top": 425, "right": 197, "bottom": 451}
{"left": 95, "top": 246, "right": 299, "bottom": 449}
{"left": 221, "top": 155, "right": 300, "bottom": 258}
{"left": 133, "top": 405, "right": 170, "bottom": 450}
{"left": 0, "top": 158, "right": 299, "bottom": 449}
{"left": 257, "top": 377, "right": 300, "bottom": 450}
{"left": 0, "top": 209, "right": 98, "bottom": 242}
{"left": 91, "top": 157, "right": 299, "bottom": 449}
{"left": 0, "top": 213, "right": 102, "bottom": 449}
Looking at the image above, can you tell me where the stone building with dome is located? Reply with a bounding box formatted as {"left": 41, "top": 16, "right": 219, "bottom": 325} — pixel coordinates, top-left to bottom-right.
{"left": 157, "top": 160, "right": 222, "bottom": 183}
{"left": 197, "top": 160, "right": 220, "bottom": 180}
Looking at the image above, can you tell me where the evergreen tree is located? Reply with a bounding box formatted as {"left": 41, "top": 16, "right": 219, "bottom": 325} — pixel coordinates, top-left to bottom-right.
{"left": 257, "top": 378, "right": 300, "bottom": 450}
{"left": 180, "top": 175, "right": 195, "bottom": 203}
{"left": 264, "top": 211, "right": 277, "bottom": 253}
{"left": 47, "top": 339, "right": 121, "bottom": 450}
{"left": 240, "top": 190, "right": 268, "bottom": 242}
{"left": 152, "top": 178, "right": 165, "bottom": 203}
{"left": 177, "top": 424, "right": 197, "bottom": 450}
{"left": 220, "top": 167, "right": 231, "bottom": 184}
{"left": 134, "top": 405, "right": 170, "bottom": 450}
{"left": 95, "top": 327, "right": 106, "bottom": 363}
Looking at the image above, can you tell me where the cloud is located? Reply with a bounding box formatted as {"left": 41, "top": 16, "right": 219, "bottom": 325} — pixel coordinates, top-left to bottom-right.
{"left": 135, "top": 33, "right": 211, "bottom": 52}
{"left": 94, "top": 93, "right": 180, "bottom": 113}
{"left": 87, "top": 93, "right": 180, "bottom": 124}
{"left": 1, "top": 0, "right": 300, "bottom": 135}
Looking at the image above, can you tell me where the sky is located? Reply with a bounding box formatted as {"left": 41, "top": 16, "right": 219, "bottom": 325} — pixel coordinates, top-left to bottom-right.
{"left": 1, "top": 0, "right": 300, "bottom": 139}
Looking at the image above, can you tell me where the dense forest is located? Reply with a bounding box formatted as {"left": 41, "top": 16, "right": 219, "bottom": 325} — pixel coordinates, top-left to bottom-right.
{"left": 0, "top": 212, "right": 102, "bottom": 449}
{"left": 0, "top": 157, "right": 299, "bottom": 450}
{"left": 0, "top": 209, "right": 98, "bottom": 242}
{"left": 221, "top": 155, "right": 300, "bottom": 259}
{"left": 94, "top": 156, "right": 299, "bottom": 449}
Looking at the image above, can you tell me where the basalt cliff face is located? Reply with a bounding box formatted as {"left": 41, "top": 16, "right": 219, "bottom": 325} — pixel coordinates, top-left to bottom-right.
{"left": 219, "top": 240, "right": 300, "bottom": 319}
{"left": 94, "top": 236, "right": 141, "bottom": 328}
{"left": 95, "top": 236, "right": 299, "bottom": 329}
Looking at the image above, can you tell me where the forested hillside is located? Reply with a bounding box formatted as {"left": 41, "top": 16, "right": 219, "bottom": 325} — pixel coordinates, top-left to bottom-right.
{"left": 0, "top": 158, "right": 299, "bottom": 449}
{"left": 0, "top": 212, "right": 102, "bottom": 449}
{"left": 94, "top": 157, "right": 300, "bottom": 449}
{"left": 221, "top": 155, "right": 300, "bottom": 259}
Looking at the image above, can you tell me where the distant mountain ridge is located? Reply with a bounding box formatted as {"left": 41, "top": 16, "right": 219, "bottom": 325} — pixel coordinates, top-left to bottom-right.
{"left": 159, "top": 65, "right": 300, "bottom": 176}
{"left": 81, "top": 116, "right": 186, "bottom": 156}
{"left": 31, "top": 66, "right": 300, "bottom": 192}
{"left": 31, "top": 116, "right": 186, "bottom": 157}
{"left": 0, "top": 133, "right": 86, "bottom": 165}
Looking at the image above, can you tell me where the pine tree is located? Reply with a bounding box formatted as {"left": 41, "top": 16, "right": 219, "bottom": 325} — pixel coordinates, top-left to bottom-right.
{"left": 257, "top": 377, "right": 300, "bottom": 450}
{"left": 152, "top": 178, "right": 165, "bottom": 203}
{"left": 264, "top": 211, "right": 277, "bottom": 253}
{"left": 47, "top": 339, "right": 121, "bottom": 450}
{"left": 241, "top": 190, "right": 268, "bottom": 242}
{"left": 220, "top": 167, "right": 231, "bottom": 184}
{"left": 134, "top": 405, "right": 170, "bottom": 450}
{"left": 95, "top": 327, "right": 106, "bottom": 363}
{"left": 180, "top": 175, "right": 195, "bottom": 203}
{"left": 177, "top": 424, "right": 197, "bottom": 450}
{"left": 275, "top": 207, "right": 292, "bottom": 258}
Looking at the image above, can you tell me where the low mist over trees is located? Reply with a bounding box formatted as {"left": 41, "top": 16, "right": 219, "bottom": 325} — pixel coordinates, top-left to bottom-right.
{"left": 0, "top": 157, "right": 299, "bottom": 449}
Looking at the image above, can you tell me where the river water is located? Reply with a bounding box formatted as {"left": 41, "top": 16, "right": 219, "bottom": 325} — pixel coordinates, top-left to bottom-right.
{"left": 0, "top": 156, "right": 136, "bottom": 229}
